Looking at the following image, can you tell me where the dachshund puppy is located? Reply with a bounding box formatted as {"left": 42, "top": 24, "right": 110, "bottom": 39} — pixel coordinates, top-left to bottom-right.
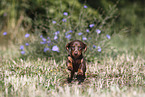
{"left": 66, "top": 40, "right": 87, "bottom": 82}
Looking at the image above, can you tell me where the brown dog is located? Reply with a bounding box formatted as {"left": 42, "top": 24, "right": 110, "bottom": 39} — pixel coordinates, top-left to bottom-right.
{"left": 66, "top": 40, "right": 87, "bottom": 82}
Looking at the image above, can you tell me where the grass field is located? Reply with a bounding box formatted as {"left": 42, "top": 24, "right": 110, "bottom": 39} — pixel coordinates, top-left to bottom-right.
{"left": 1, "top": 33, "right": 145, "bottom": 97}
{"left": 0, "top": 1, "right": 145, "bottom": 96}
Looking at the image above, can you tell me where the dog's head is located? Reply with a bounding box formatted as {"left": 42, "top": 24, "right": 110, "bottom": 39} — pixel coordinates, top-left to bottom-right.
{"left": 66, "top": 40, "right": 87, "bottom": 58}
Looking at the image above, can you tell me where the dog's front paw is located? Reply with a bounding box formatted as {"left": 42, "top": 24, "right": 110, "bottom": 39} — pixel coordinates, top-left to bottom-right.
{"left": 77, "top": 69, "right": 83, "bottom": 75}
{"left": 77, "top": 72, "right": 83, "bottom": 76}
{"left": 68, "top": 66, "right": 73, "bottom": 71}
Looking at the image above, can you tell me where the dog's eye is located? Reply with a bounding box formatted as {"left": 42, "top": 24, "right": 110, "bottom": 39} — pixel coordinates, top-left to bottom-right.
{"left": 79, "top": 47, "right": 82, "bottom": 50}
{"left": 71, "top": 47, "right": 75, "bottom": 50}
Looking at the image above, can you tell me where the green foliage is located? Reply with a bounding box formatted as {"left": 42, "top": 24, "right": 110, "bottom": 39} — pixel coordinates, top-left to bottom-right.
{"left": 117, "top": 2, "right": 145, "bottom": 36}
{"left": 19, "top": 3, "right": 118, "bottom": 61}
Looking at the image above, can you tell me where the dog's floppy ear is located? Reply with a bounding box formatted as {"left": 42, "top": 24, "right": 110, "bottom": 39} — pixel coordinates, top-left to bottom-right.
{"left": 66, "top": 42, "right": 71, "bottom": 52}
{"left": 83, "top": 42, "right": 87, "bottom": 53}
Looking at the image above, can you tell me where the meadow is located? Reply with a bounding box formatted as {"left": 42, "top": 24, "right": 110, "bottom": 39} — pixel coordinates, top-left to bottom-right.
{"left": 1, "top": 37, "right": 145, "bottom": 97}
{"left": 0, "top": 0, "right": 145, "bottom": 97}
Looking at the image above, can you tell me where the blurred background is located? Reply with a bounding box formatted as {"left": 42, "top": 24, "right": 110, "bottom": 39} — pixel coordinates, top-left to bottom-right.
{"left": 0, "top": 0, "right": 145, "bottom": 59}
{"left": 1, "top": 1, "right": 145, "bottom": 96}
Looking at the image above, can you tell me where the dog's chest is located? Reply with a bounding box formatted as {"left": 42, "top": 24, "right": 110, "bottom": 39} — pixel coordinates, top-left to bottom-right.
{"left": 72, "top": 59, "right": 81, "bottom": 70}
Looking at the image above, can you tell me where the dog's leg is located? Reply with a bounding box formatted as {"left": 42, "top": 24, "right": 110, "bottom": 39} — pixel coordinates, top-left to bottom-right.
{"left": 77, "top": 65, "right": 85, "bottom": 83}
{"left": 66, "top": 56, "right": 73, "bottom": 71}
{"left": 77, "top": 59, "right": 86, "bottom": 76}
{"left": 77, "top": 59, "right": 86, "bottom": 83}
{"left": 77, "top": 65, "right": 85, "bottom": 76}
{"left": 70, "top": 71, "right": 75, "bottom": 79}
{"left": 67, "top": 62, "right": 73, "bottom": 71}
{"left": 67, "top": 71, "right": 74, "bottom": 83}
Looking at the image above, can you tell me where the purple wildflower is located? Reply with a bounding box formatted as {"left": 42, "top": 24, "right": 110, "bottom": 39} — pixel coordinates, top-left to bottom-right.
{"left": 84, "top": 5, "right": 88, "bottom": 8}
{"left": 65, "top": 34, "right": 71, "bottom": 39}
{"left": 78, "top": 32, "right": 83, "bottom": 36}
{"left": 93, "top": 45, "right": 96, "bottom": 48}
{"left": 3, "top": 32, "right": 7, "bottom": 35}
{"left": 63, "top": 12, "right": 68, "bottom": 16}
{"left": 47, "top": 37, "right": 50, "bottom": 39}
{"left": 40, "top": 41, "right": 46, "bottom": 44}
{"left": 20, "top": 45, "right": 24, "bottom": 50}
{"left": 40, "top": 35, "right": 43, "bottom": 38}
{"left": 21, "top": 51, "right": 25, "bottom": 55}
{"left": 62, "top": 18, "right": 67, "bottom": 22}
{"left": 25, "top": 33, "right": 30, "bottom": 38}
{"left": 52, "top": 45, "right": 59, "bottom": 52}
{"left": 25, "top": 43, "right": 29, "bottom": 46}
{"left": 82, "top": 36, "right": 87, "bottom": 40}
{"left": 96, "top": 29, "right": 101, "bottom": 34}
{"left": 98, "top": 46, "right": 101, "bottom": 52}
{"left": 44, "top": 47, "right": 50, "bottom": 52}
{"left": 89, "top": 24, "right": 94, "bottom": 28}
{"left": 86, "top": 29, "right": 90, "bottom": 33}
{"left": 54, "top": 31, "right": 60, "bottom": 35}
{"left": 54, "top": 35, "right": 58, "bottom": 40}
{"left": 47, "top": 40, "right": 51, "bottom": 44}
{"left": 106, "top": 34, "right": 111, "bottom": 39}
{"left": 42, "top": 38, "right": 47, "bottom": 42}
{"left": 52, "top": 21, "right": 56, "bottom": 24}
{"left": 69, "top": 30, "right": 73, "bottom": 33}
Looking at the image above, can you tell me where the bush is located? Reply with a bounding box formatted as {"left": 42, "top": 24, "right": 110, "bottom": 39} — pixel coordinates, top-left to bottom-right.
{"left": 19, "top": 4, "right": 118, "bottom": 61}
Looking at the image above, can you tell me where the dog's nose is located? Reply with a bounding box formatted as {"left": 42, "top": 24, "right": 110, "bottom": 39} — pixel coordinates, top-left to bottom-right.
{"left": 74, "top": 52, "right": 78, "bottom": 55}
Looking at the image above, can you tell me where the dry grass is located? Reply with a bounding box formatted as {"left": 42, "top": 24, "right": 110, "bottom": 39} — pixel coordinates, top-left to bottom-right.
{"left": 1, "top": 53, "right": 145, "bottom": 97}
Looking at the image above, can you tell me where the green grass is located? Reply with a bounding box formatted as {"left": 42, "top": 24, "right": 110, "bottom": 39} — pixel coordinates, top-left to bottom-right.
{"left": 110, "top": 32, "right": 145, "bottom": 59}
{"left": 1, "top": 21, "right": 145, "bottom": 97}
{"left": 1, "top": 41, "right": 145, "bottom": 96}
{"left": 1, "top": 31, "right": 145, "bottom": 97}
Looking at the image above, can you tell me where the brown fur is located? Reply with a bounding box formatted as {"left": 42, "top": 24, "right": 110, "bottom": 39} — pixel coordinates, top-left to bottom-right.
{"left": 66, "top": 40, "right": 87, "bottom": 82}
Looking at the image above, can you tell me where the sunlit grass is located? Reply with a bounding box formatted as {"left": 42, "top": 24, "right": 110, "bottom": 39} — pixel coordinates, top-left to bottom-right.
{"left": 1, "top": 52, "right": 145, "bottom": 97}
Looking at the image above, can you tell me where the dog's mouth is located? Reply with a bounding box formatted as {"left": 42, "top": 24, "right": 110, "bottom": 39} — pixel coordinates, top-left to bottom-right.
{"left": 72, "top": 52, "right": 81, "bottom": 58}
{"left": 74, "top": 52, "right": 78, "bottom": 56}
